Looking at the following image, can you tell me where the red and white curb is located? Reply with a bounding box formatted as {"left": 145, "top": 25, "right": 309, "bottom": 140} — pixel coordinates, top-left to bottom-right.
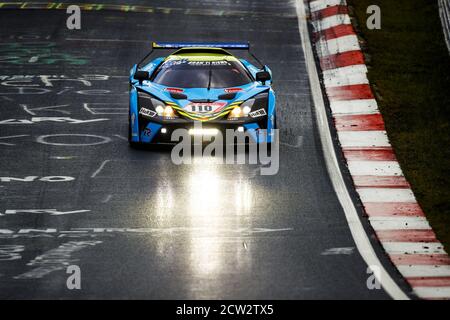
{"left": 308, "top": 0, "right": 450, "bottom": 299}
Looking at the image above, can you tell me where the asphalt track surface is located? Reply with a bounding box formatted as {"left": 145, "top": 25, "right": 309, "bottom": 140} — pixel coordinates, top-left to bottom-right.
{"left": 0, "top": 0, "right": 412, "bottom": 299}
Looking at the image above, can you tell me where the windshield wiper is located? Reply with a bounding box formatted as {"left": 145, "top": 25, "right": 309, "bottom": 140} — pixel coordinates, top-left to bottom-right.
{"left": 207, "top": 64, "right": 212, "bottom": 92}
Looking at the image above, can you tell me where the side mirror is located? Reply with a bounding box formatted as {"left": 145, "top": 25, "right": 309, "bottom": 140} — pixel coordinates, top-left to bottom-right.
{"left": 256, "top": 71, "right": 271, "bottom": 85}
{"left": 134, "top": 70, "right": 150, "bottom": 84}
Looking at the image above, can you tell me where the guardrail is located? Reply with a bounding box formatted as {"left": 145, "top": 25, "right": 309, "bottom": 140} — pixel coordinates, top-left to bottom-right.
{"left": 439, "top": 0, "right": 450, "bottom": 53}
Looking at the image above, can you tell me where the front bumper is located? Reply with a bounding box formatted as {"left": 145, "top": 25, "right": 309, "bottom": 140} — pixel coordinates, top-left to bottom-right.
{"left": 132, "top": 118, "right": 273, "bottom": 145}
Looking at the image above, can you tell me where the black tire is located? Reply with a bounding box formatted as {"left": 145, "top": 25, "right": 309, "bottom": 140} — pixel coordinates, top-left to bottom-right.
{"left": 273, "top": 113, "right": 277, "bottom": 130}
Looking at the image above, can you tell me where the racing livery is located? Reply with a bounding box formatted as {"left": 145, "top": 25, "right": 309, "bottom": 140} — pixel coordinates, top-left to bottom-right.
{"left": 129, "top": 42, "right": 276, "bottom": 145}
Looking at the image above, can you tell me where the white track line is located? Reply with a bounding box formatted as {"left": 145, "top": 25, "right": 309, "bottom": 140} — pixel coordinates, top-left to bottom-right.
{"left": 398, "top": 266, "right": 450, "bottom": 278}
{"left": 413, "top": 287, "right": 450, "bottom": 299}
{"left": 324, "top": 72, "right": 369, "bottom": 87}
{"left": 313, "top": 14, "right": 351, "bottom": 30}
{"left": 91, "top": 160, "right": 111, "bottom": 178}
{"left": 322, "top": 64, "right": 369, "bottom": 87}
{"left": 330, "top": 99, "right": 380, "bottom": 115}
{"left": 295, "top": 0, "right": 409, "bottom": 300}
{"left": 316, "top": 35, "right": 360, "bottom": 57}
{"left": 358, "top": 188, "right": 416, "bottom": 203}
{"left": 310, "top": 0, "right": 345, "bottom": 12}
{"left": 338, "top": 131, "right": 390, "bottom": 147}
{"left": 323, "top": 64, "right": 369, "bottom": 87}
{"left": 347, "top": 161, "right": 403, "bottom": 176}
{"left": 383, "top": 242, "right": 445, "bottom": 255}
{"left": 369, "top": 217, "right": 431, "bottom": 231}
{"left": 323, "top": 64, "right": 368, "bottom": 76}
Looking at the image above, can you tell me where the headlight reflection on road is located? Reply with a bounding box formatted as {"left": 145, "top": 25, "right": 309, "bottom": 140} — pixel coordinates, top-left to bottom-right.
{"left": 187, "top": 157, "right": 254, "bottom": 281}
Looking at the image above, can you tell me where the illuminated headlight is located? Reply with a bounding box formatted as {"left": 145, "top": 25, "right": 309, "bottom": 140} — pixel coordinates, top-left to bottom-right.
{"left": 241, "top": 98, "right": 255, "bottom": 112}
{"left": 163, "top": 106, "right": 175, "bottom": 117}
{"left": 228, "top": 98, "right": 255, "bottom": 119}
{"left": 230, "top": 106, "right": 242, "bottom": 118}
{"left": 155, "top": 105, "right": 165, "bottom": 116}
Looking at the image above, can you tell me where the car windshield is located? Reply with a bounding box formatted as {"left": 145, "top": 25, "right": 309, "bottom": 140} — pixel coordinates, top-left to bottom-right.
{"left": 151, "top": 59, "right": 252, "bottom": 88}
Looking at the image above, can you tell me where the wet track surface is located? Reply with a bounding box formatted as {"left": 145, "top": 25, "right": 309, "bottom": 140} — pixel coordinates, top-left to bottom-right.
{"left": 0, "top": 0, "right": 409, "bottom": 299}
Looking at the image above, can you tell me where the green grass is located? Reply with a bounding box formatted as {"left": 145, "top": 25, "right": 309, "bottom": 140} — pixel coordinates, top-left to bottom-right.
{"left": 346, "top": 0, "right": 450, "bottom": 251}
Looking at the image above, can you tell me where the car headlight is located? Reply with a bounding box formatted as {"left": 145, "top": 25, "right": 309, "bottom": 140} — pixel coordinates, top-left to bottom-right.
{"left": 138, "top": 91, "right": 177, "bottom": 119}
{"left": 227, "top": 93, "right": 267, "bottom": 120}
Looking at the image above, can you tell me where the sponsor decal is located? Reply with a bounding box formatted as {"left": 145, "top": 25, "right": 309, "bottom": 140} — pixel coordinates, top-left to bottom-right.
{"left": 165, "top": 87, "right": 184, "bottom": 93}
{"left": 186, "top": 60, "right": 230, "bottom": 66}
{"left": 185, "top": 101, "right": 227, "bottom": 114}
{"left": 249, "top": 108, "right": 267, "bottom": 118}
{"left": 161, "top": 59, "right": 188, "bottom": 69}
{"left": 224, "top": 87, "right": 243, "bottom": 93}
{"left": 143, "top": 128, "right": 152, "bottom": 136}
{"left": 139, "top": 107, "right": 156, "bottom": 118}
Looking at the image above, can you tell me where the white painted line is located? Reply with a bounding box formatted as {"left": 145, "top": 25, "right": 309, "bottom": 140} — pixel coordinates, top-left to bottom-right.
{"left": 398, "top": 265, "right": 450, "bottom": 278}
{"left": 296, "top": 0, "right": 409, "bottom": 300}
{"left": 383, "top": 242, "right": 445, "bottom": 254}
{"left": 21, "top": 104, "right": 70, "bottom": 116}
{"left": 412, "top": 286, "right": 450, "bottom": 299}
{"left": 50, "top": 156, "right": 75, "bottom": 160}
{"left": 321, "top": 247, "right": 355, "bottom": 255}
{"left": 91, "top": 160, "right": 111, "bottom": 178}
{"left": 84, "top": 103, "right": 127, "bottom": 115}
{"left": 347, "top": 161, "right": 403, "bottom": 176}
{"left": 316, "top": 35, "right": 360, "bottom": 57}
{"left": 324, "top": 72, "right": 369, "bottom": 87}
{"left": 114, "top": 134, "right": 128, "bottom": 141}
{"left": 357, "top": 188, "right": 416, "bottom": 203}
{"left": 330, "top": 99, "right": 380, "bottom": 115}
{"left": 323, "top": 64, "right": 369, "bottom": 87}
{"left": 0, "top": 134, "right": 29, "bottom": 146}
{"left": 323, "top": 64, "right": 368, "bottom": 77}
{"left": 338, "top": 131, "right": 390, "bottom": 147}
{"left": 1, "top": 209, "right": 90, "bottom": 217}
{"left": 369, "top": 217, "right": 430, "bottom": 231}
{"left": 310, "top": 0, "right": 345, "bottom": 12}
{"left": 101, "top": 194, "right": 113, "bottom": 203}
{"left": 313, "top": 14, "right": 351, "bottom": 30}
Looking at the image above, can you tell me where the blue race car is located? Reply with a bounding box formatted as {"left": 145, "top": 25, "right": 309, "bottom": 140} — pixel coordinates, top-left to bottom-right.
{"left": 128, "top": 42, "right": 276, "bottom": 146}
